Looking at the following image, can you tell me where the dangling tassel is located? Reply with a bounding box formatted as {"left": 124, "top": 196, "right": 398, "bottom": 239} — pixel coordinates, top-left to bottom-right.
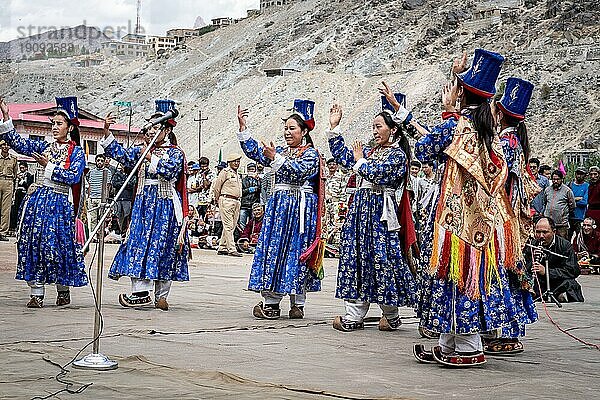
{"left": 465, "top": 247, "right": 481, "bottom": 299}
{"left": 430, "top": 223, "right": 442, "bottom": 274}
{"left": 503, "top": 220, "right": 516, "bottom": 271}
{"left": 449, "top": 234, "right": 461, "bottom": 284}
{"left": 437, "top": 230, "right": 453, "bottom": 280}
{"left": 460, "top": 243, "right": 471, "bottom": 291}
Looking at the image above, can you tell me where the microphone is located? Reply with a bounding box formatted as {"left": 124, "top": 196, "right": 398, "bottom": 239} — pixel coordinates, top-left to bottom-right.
{"left": 142, "top": 109, "right": 179, "bottom": 131}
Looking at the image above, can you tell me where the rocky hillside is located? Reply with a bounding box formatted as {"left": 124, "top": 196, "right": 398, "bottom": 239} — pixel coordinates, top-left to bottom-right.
{"left": 0, "top": 0, "right": 598, "bottom": 163}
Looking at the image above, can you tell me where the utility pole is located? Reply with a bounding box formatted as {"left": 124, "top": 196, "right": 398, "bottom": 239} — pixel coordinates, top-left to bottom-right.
{"left": 194, "top": 110, "right": 208, "bottom": 158}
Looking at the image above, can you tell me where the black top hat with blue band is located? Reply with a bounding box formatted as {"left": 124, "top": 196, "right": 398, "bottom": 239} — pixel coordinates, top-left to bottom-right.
{"left": 152, "top": 99, "right": 177, "bottom": 127}
{"left": 498, "top": 77, "right": 534, "bottom": 120}
{"left": 55, "top": 96, "right": 80, "bottom": 126}
{"left": 292, "top": 99, "right": 315, "bottom": 131}
{"left": 458, "top": 49, "right": 504, "bottom": 98}
{"left": 381, "top": 93, "right": 406, "bottom": 113}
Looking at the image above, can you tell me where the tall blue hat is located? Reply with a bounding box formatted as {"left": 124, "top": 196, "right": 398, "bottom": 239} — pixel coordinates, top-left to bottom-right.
{"left": 498, "top": 77, "right": 534, "bottom": 120}
{"left": 55, "top": 96, "right": 80, "bottom": 126}
{"left": 381, "top": 93, "right": 406, "bottom": 113}
{"left": 153, "top": 99, "right": 177, "bottom": 127}
{"left": 458, "top": 49, "right": 504, "bottom": 98}
{"left": 292, "top": 99, "right": 315, "bottom": 131}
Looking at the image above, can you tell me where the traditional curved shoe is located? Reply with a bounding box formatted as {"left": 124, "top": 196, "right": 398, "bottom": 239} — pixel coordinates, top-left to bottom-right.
{"left": 413, "top": 344, "right": 436, "bottom": 363}
{"left": 119, "top": 293, "right": 152, "bottom": 308}
{"left": 252, "top": 302, "right": 281, "bottom": 319}
{"left": 332, "top": 316, "right": 364, "bottom": 332}
{"left": 432, "top": 346, "right": 486, "bottom": 367}
{"left": 289, "top": 305, "right": 304, "bottom": 319}
{"left": 155, "top": 297, "right": 169, "bottom": 311}
{"left": 27, "top": 295, "right": 44, "bottom": 308}
{"left": 378, "top": 315, "right": 402, "bottom": 331}
{"left": 56, "top": 291, "right": 71, "bottom": 306}
{"left": 418, "top": 326, "right": 441, "bottom": 339}
{"left": 483, "top": 338, "right": 524, "bottom": 356}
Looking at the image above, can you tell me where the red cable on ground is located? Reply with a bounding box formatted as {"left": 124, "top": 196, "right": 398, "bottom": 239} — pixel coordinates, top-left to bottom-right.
{"left": 533, "top": 267, "right": 600, "bottom": 351}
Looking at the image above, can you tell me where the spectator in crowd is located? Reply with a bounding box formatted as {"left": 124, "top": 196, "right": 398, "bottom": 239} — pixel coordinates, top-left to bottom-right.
{"left": 205, "top": 204, "right": 222, "bottom": 238}
{"left": 415, "top": 160, "right": 438, "bottom": 240}
{"left": 257, "top": 163, "right": 272, "bottom": 205}
{"left": 213, "top": 153, "right": 243, "bottom": 257}
{"left": 0, "top": 139, "right": 17, "bottom": 240}
{"left": 186, "top": 163, "right": 201, "bottom": 214}
{"left": 586, "top": 166, "right": 600, "bottom": 232}
{"left": 240, "top": 163, "right": 261, "bottom": 230}
{"left": 87, "top": 153, "right": 113, "bottom": 232}
{"left": 10, "top": 161, "right": 33, "bottom": 234}
{"left": 573, "top": 217, "right": 600, "bottom": 273}
{"left": 528, "top": 157, "right": 550, "bottom": 215}
{"left": 539, "top": 164, "right": 552, "bottom": 180}
{"left": 238, "top": 203, "right": 264, "bottom": 253}
{"left": 325, "top": 158, "right": 347, "bottom": 233}
{"left": 406, "top": 160, "right": 422, "bottom": 217}
{"left": 527, "top": 217, "right": 583, "bottom": 302}
{"left": 111, "top": 164, "right": 136, "bottom": 237}
{"left": 196, "top": 157, "right": 215, "bottom": 220}
{"left": 543, "top": 170, "right": 576, "bottom": 239}
{"left": 568, "top": 167, "right": 589, "bottom": 238}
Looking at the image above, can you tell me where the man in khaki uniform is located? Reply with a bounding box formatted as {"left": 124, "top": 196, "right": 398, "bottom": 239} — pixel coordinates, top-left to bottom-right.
{"left": 213, "top": 153, "right": 243, "bottom": 257}
{"left": 0, "top": 140, "right": 17, "bottom": 241}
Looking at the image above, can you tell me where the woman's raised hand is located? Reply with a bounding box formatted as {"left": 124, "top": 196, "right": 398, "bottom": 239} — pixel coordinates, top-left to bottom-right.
{"left": 441, "top": 81, "right": 459, "bottom": 112}
{"left": 352, "top": 140, "right": 363, "bottom": 163}
{"left": 378, "top": 81, "right": 400, "bottom": 112}
{"left": 0, "top": 97, "right": 9, "bottom": 122}
{"left": 237, "top": 105, "right": 249, "bottom": 132}
{"left": 103, "top": 112, "right": 116, "bottom": 131}
{"left": 261, "top": 141, "right": 276, "bottom": 161}
{"left": 329, "top": 103, "right": 342, "bottom": 130}
{"left": 451, "top": 51, "right": 468, "bottom": 75}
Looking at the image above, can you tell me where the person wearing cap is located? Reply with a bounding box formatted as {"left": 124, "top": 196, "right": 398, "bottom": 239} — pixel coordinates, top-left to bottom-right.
{"left": 101, "top": 100, "right": 190, "bottom": 311}
{"left": 568, "top": 167, "right": 589, "bottom": 238}
{"left": 327, "top": 88, "right": 417, "bottom": 333}
{"left": 240, "top": 162, "right": 261, "bottom": 230}
{"left": 236, "top": 99, "right": 324, "bottom": 320}
{"left": 0, "top": 96, "right": 87, "bottom": 308}
{"left": 212, "top": 152, "right": 243, "bottom": 256}
{"left": 481, "top": 77, "right": 540, "bottom": 355}
{"left": 586, "top": 166, "right": 600, "bottom": 231}
{"left": 187, "top": 162, "right": 202, "bottom": 212}
{"left": 0, "top": 138, "right": 17, "bottom": 240}
{"left": 196, "top": 157, "right": 215, "bottom": 220}
{"left": 405, "top": 49, "right": 522, "bottom": 367}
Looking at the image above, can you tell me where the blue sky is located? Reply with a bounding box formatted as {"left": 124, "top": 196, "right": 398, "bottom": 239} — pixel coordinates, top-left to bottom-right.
{"left": 0, "top": 0, "right": 260, "bottom": 42}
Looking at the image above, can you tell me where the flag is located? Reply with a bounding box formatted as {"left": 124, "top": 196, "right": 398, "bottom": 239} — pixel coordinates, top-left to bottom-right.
{"left": 558, "top": 159, "right": 567, "bottom": 176}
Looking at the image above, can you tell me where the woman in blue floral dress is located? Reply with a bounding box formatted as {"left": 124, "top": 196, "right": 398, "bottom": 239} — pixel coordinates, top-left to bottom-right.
{"left": 327, "top": 100, "right": 416, "bottom": 333}
{"left": 236, "top": 100, "right": 322, "bottom": 320}
{"left": 0, "top": 96, "right": 87, "bottom": 308}
{"left": 101, "top": 102, "right": 189, "bottom": 311}
{"left": 411, "top": 49, "right": 522, "bottom": 367}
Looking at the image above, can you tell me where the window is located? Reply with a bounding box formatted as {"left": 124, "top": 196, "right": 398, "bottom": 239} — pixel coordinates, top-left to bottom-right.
{"left": 84, "top": 140, "right": 97, "bottom": 155}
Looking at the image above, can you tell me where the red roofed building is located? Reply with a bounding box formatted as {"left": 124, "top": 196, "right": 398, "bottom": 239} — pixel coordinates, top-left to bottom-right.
{"left": 7, "top": 102, "right": 140, "bottom": 164}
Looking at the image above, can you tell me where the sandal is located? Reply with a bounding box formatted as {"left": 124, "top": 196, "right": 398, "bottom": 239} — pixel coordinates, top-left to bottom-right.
{"left": 483, "top": 339, "right": 524, "bottom": 355}
{"left": 119, "top": 293, "right": 152, "bottom": 308}
{"left": 289, "top": 305, "right": 304, "bottom": 319}
{"left": 332, "top": 316, "right": 364, "bottom": 332}
{"left": 378, "top": 315, "right": 402, "bottom": 331}
{"left": 252, "top": 302, "right": 281, "bottom": 319}
{"left": 413, "top": 344, "right": 435, "bottom": 363}
{"left": 27, "top": 295, "right": 44, "bottom": 308}
{"left": 56, "top": 291, "right": 71, "bottom": 306}
{"left": 418, "top": 326, "right": 440, "bottom": 339}
{"left": 432, "top": 346, "right": 486, "bottom": 367}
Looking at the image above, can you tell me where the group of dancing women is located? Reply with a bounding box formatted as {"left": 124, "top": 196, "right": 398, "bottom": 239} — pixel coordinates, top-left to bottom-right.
{"left": 0, "top": 47, "right": 541, "bottom": 367}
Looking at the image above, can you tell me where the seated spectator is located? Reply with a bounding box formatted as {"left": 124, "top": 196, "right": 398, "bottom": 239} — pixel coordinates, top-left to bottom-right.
{"left": 526, "top": 217, "right": 584, "bottom": 302}
{"left": 573, "top": 217, "right": 600, "bottom": 274}
{"left": 237, "top": 203, "right": 264, "bottom": 253}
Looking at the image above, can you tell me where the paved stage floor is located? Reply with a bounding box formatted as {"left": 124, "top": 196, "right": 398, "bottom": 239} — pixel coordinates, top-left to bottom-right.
{"left": 0, "top": 241, "right": 599, "bottom": 399}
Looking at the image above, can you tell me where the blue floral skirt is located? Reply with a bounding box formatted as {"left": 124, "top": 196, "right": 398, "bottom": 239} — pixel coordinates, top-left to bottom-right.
{"left": 248, "top": 190, "right": 321, "bottom": 294}
{"left": 15, "top": 186, "right": 87, "bottom": 287}
{"left": 109, "top": 186, "right": 189, "bottom": 282}
{"left": 336, "top": 190, "right": 416, "bottom": 307}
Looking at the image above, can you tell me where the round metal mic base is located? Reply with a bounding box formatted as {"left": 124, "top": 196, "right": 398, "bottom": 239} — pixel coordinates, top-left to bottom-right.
{"left": 73, "top": 353, "right": 118, "bottom": 371}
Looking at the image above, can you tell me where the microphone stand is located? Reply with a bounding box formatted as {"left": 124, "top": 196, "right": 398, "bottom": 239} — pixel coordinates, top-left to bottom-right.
{"left": 525, "top": 243, "right": 565, "bottom": 308}
{"left": 74, "top": 125, "right": 165, "bottom": 370}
